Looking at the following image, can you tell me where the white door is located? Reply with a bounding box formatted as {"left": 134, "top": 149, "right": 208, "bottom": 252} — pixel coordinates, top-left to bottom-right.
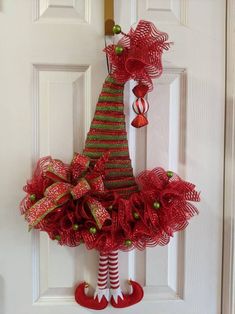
{"left": 0, "top": 1, "right": 225, "bottom": 314}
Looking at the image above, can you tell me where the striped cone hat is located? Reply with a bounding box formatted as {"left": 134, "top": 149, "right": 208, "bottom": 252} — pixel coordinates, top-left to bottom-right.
{"left": 83, "top": 76, "right": 138, "bottom": 198}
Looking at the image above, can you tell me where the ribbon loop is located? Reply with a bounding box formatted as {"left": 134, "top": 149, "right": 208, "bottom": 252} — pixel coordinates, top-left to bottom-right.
{"left": 86, "top": 197, "right": 111, "bottom": 229}
{"left": 26, "top": 198, "right": 58, "bottom": 230}
{"left": 25, "top": 153, "right": 111, "bottom": 230}
{"left": 71, "top": 178, "right": 91, "bottom": 200}
{"left": 45, "top": 159, "right": 70, "bottom": 182}
{"left": 71, "top": 153, "right": 90, "bottom": 181}
{"left": 44, "top": 182, "right": 72, "bottom": 205}
{"left": 87, "top": 175, "right": 105, "bottom": 193}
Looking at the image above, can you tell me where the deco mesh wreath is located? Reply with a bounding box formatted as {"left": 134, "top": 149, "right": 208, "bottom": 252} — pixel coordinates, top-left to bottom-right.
{"left": 20, "top": 20, "right": 200, "bottom": 310}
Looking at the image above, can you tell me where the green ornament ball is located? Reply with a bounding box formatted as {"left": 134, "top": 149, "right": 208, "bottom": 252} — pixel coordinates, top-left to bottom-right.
{"left": 29, "top": 194, "right": 36, "bottom": 202}
{"left": 55, "top": 235, "right": 61, "bottom": 241}
{"left": 72, "top": 224, "right": 79, "bottom": 231}
{"left": 153, "top": 201, "right": 161, "bottom": 209}
{"left": 125, "top": 239, "right": 132, "bottom": 246}
{"left": 115, "top": 45, "right": 124, "bottom": 55}
{"left": 113, "top": 24, "right": 122, "bottom": 34}
{"left": 89, "top": 227, "right": 97, "bottom": 234}
{"left": 167, "top": 170, "right": 174, "bottom": 178}
{"left": 133, "top": 211, "right": 140, "bottom": 219}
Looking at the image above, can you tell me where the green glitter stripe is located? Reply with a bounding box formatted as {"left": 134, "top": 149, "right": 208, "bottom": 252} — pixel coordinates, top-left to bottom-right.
{"left": 86, "top": 142, "right": 128, "bottom": 148}
{"left": 105, "top": 163, "right": 131, "bottom": 169}
{"left": 89, "top": 160, "right": 132, "bottom": 168}
{"left": 94, "top": 115, "right": 125, "bottom": 122}
{"left": 105, "top": 76, "right": 124, "bottom": 86}
{"left": 105, "top": 179, "right": 136, "bottom": 188}
{"left": 91, "top": 124, "right": 125, "bottom": 130}
{"left": 115, "top": 187, "right": 139, "bottom": 194}
{"left": 98, "top": 96, "right": 123, "bottom": 102}
{"left": 87, "top": 134, "right": 127, "bottom": 140}
{"left": 84, "top": 151, "right": 129, "bottom": 158}
{"left": 102, "top": 87, "right": 123, "bottom": 94}
{"left": 110, "top": 151, "right": 129, "bottom": 156}
{"left": 107, "top": 171, "right": 133, "bottom": 177}
{"left": 96, "top": 105, "right": 123, "bottom": 112}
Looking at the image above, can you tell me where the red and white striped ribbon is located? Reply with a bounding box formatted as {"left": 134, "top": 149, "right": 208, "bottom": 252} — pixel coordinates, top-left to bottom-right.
{"left": 108, "top": 250, "right": 120, "bottom": 289}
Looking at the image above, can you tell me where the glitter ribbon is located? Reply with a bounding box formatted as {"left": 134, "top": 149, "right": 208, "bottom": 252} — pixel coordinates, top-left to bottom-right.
{"left": 25, "top": 153, "right": 111, "bottom": 230}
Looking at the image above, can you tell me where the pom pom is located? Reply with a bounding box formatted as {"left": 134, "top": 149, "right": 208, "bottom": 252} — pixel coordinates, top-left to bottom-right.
{"left": 125, "top": 239, "right": 132, "bottom": 246}
{"left": 167, "top": 170, "right": 174, "bottom": 178}
{"left": 153, "top": 201, "right": 161, "bottom": 209}
{"left": 115, "top": 46, "right": 124, "bottom": 55}
{"left": 113, "top": 24, "right": 122, "bottom": 34}
{"left": 29, "top": 194, "right": 36, "bottom": 202}
{"left": 133, "top": 211, "right": 140, "bottom": 219}
{"left": 55, "top": 235, "right": 61, "bottom": 241}
{"left": 72, "top": 224, "right": 79, "bottom": 231}
{"left": 89, "top": 227, "right": 97, "bottom": 234}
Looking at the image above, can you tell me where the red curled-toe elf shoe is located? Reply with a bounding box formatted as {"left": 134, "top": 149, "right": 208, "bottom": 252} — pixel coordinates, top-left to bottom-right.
{"left": 110, "top": 280, "right": 144, "bottom": 308}
{"left": 75, "top": 282, "right": 109, "bottom": 310}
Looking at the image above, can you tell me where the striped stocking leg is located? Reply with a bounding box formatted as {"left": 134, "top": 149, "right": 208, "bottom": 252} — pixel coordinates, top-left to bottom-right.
{"left": 109, "top": 250, "right": 144, "bottom": 308}
{"left": 94, "top": 253, "right": 110, "bottom": 302}
{"left": 108, "top": 250, "right": 124, "bottom": 303}
{"left": 74, "top": 252, "right": 109, "bottom": 310}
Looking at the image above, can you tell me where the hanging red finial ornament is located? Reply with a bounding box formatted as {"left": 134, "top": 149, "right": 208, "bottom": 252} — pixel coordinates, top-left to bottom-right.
{"left": 131, "top": 84, "right": 149, "bottom": 128}
{"left": 105, "top": 20, "right": 171, "bottom": 128}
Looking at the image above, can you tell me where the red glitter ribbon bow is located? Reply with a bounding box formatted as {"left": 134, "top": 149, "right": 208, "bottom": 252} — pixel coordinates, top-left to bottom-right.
{"left": 24, "top": 153, "right": 111, "bottom": 230}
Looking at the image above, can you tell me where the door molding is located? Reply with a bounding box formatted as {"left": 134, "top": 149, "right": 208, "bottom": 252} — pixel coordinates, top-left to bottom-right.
{"left": 223, "top": 0, "right": 235, "bottom": 313}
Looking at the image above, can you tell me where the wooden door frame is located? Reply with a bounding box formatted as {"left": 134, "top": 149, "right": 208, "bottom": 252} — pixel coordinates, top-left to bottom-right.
{"left": 223, "top": 0, "right": 235, "bottom": 313}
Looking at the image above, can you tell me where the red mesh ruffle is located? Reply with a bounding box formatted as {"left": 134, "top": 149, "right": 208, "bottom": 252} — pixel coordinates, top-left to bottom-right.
{"left": 104, "top": 20, "right": 171, "bottom": 91}
{"left": 21, "top": 158, "right": 200, "bottom": 254}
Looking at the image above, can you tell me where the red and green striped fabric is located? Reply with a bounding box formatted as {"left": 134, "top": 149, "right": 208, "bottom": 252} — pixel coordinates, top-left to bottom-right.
{"left": 83, "top": 75, "right": 138, "bottom": 198}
